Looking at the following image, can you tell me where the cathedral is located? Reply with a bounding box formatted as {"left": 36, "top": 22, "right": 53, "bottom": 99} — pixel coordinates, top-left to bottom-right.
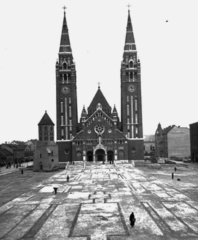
{"left": 56, "top": 9, "right": 144, "bottom": 162}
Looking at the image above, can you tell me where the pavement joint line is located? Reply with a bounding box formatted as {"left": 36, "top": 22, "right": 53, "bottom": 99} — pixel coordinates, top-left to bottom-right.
{"left": 0, "top": 203, "right": 14, "bottom": 217}
{"left": 117, "top": 202, "right": 130, "bottom": 236}
{"left": 68, "top": 203, "right": 82, "bottom": 238}
{"left": 1, "top": 204, "right": 38, "bottom": 239}
{"left": 139, "top": 183, "right": 149, "bottom": 192}
{"left": 184, "top": 201, "right": 198, "bottom": 212}
{"left": 129, "top": 183, "right": 137, "bottom": 191}
{"left": 152, "top": 191, "right": 172, "bottom": 199}
{"left": 141, "top": 201, "right": 171, "bottom": 236}
{"left": 161, "top": 201, "right": 198, "bottom": 235}
{"left": 20, "top": 204, "right": 57, "bottom": 239}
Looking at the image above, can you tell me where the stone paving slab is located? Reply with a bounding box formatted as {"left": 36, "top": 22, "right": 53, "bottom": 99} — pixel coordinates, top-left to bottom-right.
{"left": 0, "top": 163, "right": 198, "bottom": 239}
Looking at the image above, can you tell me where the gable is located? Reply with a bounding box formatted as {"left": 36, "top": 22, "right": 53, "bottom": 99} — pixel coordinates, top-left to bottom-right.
{"left": 74, "top": 109, "right": 126, "bottom": 141}
{"left": 87, "top": 88, "right": 112, "bottom": 116}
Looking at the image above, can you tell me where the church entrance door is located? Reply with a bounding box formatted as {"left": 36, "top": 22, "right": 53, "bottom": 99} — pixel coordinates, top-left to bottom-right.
{"left": 87, "top": 151, "right": 93, "bottom": 161}
{"left": 96, "top": 149, "right": 105, "bottom": 161}
{"left": 107, "top": 150, "right": 114, "bottom": 161}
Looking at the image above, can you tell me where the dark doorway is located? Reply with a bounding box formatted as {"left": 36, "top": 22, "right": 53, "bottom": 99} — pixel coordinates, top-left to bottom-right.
{"left": 87, "top": 151, "right": 93, "bottom": 161}
{"left": 107, "top": 150, "right": 114, "bottom": 161}
{"left": 95, "top": 149, "right": 105, "bottom": 161}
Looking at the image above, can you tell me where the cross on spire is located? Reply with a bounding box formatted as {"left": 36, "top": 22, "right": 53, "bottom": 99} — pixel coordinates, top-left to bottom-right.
{"left": 63, "top": 6, "right": 66, "bottom": 13}
{"left": 98, "top": 82, "right": 100, "bottom": 89}
{"left": 127, "top": 4, "right": 131, "bottom": 11}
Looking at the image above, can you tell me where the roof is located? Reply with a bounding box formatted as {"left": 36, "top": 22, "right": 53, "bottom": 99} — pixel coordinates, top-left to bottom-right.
{"left": 3, "top": 144, "right": 26, "bottom": 150}
{"left": 87, "top": 87, "right": 111, "bottom": 115}
{"left": 46, "top": 148, "right": 52, "bottom": 154}
{"left": 155, "top": 124, "right": 175, "bottom": 136}
{"left": 0, "top": 148, "right": 13, "bottom": 156}
{"left": 59, "top": 10, "right": 72, "bottom": 55}
{"left": 123, "top": 10, "right": 136, "bottom": 53}
{"left": 38, "top": 111, "right": 54, "bottom": 126}
{"left": 27, "top": 139, "right": 38, "bottom": 145}
{"left": 162, "top": 125, "right": 175, "bottom": 134}
{"left": 189, "top": 121, "right": 198, "bottom": 126}
{"left": 11, "top": 141, "right": 25, "bottom": 145}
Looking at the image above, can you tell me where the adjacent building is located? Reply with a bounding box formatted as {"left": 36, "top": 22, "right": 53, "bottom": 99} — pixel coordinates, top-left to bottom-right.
{"left": 144, "top": 135, "right": 155, "bottom": 155}
{"left": 0, "top": 144, "right": 25, "bottom": 164}
{"left": 33, "top": 111, "right": 59, "bottom": 171}
{"left": 155, "top": 123, "right": 190, "bottom": 158}
{"left": 0, "top": 147, "right": 13, "bottom": 165}
{"left": 189, "top": 121, "right": 198, "bottom": 162}
{"left": 55, "top": 9, "right": 144, "bottom": 162}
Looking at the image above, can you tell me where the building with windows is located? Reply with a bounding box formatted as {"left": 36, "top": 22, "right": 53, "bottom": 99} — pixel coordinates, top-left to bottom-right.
{"left": 56, "top": 9, "right": 144, "bottom": 162}
{"left": 33, "top": 111, "right": 59, "bottom": 171}
{"left": 155, "top": 123, "right": 190, "bottom": 158}
{"left": 144, "top": 135, "right": 155, "bottom": 155}
{"left": 189, "top": 121, "right": 198, "bottom": 162}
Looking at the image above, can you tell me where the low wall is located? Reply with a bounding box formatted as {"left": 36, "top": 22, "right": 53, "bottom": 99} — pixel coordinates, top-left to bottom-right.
{"left": 147, "top": 164, "right": 161, "bottom": 169}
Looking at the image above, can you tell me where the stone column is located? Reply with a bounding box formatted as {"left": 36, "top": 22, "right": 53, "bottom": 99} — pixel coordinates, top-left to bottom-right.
{"left": 105, "top": 153, "right": 107, "bottom": 163}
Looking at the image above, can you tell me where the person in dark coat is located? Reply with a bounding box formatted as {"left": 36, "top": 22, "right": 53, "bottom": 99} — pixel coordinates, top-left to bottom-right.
{"left": 67, "top": 175, "right": 70, "bottom": 182}
{"left": 129, "top": 212, "right": 136, "bottom": 227}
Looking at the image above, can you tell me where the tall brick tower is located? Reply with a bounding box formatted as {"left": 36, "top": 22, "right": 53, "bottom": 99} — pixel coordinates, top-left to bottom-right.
{"left": 120, "top": 10, "right": 144, "bottom": 159}
{"left": 56, "top": 9, "right": 78, "bottom": 161}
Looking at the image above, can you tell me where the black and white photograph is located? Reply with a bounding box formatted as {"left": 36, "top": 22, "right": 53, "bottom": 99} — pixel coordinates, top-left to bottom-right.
{"left": 0, "top": 1, "right": 198, "bottom": 239}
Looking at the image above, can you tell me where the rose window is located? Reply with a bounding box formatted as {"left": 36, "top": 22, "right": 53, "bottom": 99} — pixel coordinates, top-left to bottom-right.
{"left": 94, "top": 124, "right": 105, "bottom": 135}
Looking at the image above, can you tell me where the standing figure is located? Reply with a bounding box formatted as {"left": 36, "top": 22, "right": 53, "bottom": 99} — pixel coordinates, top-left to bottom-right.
{"left": 129, "top": 212, "right": 136, "bottom": 227}
{"left": 67, "top": 175, "right": 70, "bottom": 182}
{"left": 174, "top": 167, "right": 177, "bottom": 172}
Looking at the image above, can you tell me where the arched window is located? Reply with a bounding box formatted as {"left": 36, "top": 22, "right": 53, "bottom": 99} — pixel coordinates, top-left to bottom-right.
{"left": 129, "top": 61, "right": 133, "bottom": 68}
{"left": 63, "top": 62, "right": 67, "bottom": 69}
{"left": 130, "top": 72, "right": 133, "bottom": 80}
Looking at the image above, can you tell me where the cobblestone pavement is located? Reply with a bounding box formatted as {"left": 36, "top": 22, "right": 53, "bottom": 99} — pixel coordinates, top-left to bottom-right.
{"left": 0, "top": 163, "right": 198, "bottom": 240}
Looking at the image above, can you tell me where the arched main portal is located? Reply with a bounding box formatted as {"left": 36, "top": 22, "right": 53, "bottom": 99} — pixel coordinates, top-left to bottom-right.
{"left": 87, "top": 151, "right": 93, "bottom": 161}
{"left": 107, "top": 150, "right": 114, "bottom": 161}
{"left": 95, "top": 149, "right": 105, "bottom": 161}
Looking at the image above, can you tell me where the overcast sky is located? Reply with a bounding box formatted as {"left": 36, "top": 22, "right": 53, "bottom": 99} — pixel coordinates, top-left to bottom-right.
{"left": 0, "top": 0, "right": 198, "bottom": 143}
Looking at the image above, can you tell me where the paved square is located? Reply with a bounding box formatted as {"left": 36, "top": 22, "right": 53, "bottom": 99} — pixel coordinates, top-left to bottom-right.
{"left": 0, "top": 162, "right": 198, "bottom": 239}
{"left": 72, "top": 203, "right": 128, "bottom": 238}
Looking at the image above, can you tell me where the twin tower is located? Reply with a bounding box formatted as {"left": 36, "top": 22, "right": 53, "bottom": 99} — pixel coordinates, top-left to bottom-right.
{"left": 55, "top": 9, "right": 144, "bottom": 162}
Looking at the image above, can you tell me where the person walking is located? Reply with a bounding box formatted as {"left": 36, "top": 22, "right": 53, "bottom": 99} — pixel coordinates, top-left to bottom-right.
{"left": 129, "top": 212, "right": 136, "bottom": 227}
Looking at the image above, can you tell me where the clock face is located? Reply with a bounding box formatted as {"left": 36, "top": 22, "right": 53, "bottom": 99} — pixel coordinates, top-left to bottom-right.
{"left": 62, "top": 86, "right": 70, "bottom": 94}
{"left": 128, "top": 84, "right": 136, "bottom": 93}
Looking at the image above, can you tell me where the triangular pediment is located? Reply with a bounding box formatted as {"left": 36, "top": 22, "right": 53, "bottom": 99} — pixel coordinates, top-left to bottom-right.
{"left": 85, "top": 108, "right": 114, "bottom": 126}
{"left": 87, "top": 88, "right": 112, "bottom": 116}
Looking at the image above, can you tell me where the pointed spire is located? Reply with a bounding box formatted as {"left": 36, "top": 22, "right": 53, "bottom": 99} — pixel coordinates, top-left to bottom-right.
{"left": 112, "top": 105, "right": 118, "bottom": 116}
{"left": 38, "top": 111, "right": 54, "bottom": 126}
{"left": 81, "top": 105, "right": 87, "bottom": 118}
{"left": 124, "top": 9, "right": 136, "bottom": 52}
{"left": 127, "top": 10, "right": 133, "bottom": 32}
{"left": 59, "top": 7, "right": 72, "bottom": 54}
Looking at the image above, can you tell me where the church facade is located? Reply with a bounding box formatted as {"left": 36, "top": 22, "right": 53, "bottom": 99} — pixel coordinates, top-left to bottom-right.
{"left": 56, "top": 10, "right": 144, "bottom": 162}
